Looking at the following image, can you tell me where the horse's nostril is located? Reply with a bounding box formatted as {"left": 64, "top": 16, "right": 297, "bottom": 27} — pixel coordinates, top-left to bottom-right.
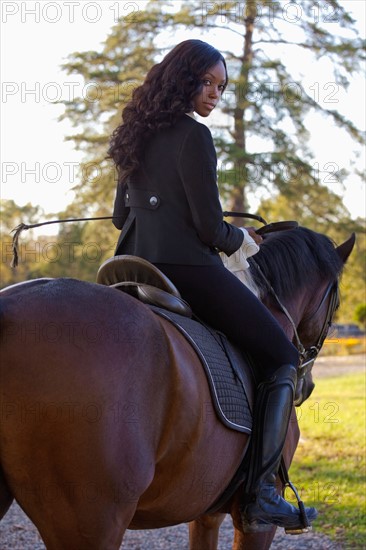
{"left": 294, "top": 378, "right": 316, "bottom": 407}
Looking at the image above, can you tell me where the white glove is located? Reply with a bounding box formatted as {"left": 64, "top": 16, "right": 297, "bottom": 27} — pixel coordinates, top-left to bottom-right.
{"left": 238, "top": 227, "right": 260, "bottom": 262}
{"left": 221, "top": 227, "right": 260, "bottom": 290}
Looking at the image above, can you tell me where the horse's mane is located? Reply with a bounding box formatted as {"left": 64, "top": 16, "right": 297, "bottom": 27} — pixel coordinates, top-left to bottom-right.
{"left": 249, "top": 227, "right": 343, "bottom": 301}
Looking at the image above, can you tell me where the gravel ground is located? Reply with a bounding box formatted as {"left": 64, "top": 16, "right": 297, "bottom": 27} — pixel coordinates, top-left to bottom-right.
{"left": 0, "top": 503, "right": 345, "bottom": 549}
{"left": 0, "top": 355, "right": 364, "bottom": 549}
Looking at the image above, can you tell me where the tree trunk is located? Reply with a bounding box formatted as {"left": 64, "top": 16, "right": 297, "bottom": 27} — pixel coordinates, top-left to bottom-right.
{"left": 230, "top": 3, "right": 256, "bottom": 222}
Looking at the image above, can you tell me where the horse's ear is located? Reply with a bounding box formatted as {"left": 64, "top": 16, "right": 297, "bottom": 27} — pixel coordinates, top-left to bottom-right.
{"left": 336, "top": 233, "right": 356, "bottom": 264}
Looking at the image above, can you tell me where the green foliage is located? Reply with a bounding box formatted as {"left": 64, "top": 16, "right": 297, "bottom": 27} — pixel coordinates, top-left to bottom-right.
{"left": 354, "top": 304, "right": 366, "bottom": 329}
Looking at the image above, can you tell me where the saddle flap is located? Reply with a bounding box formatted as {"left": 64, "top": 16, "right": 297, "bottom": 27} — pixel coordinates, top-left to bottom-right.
{"left": 152, "top": 306, "right": 254, "bottom": 434}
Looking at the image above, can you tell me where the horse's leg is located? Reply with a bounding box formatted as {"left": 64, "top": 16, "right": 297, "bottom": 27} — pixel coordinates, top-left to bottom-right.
{"left": 9, "top": 424, "right": 156, "bottom": 550}
{"left": 233, "top": 527, "right": 276, "bottom": 550}
{"left": 3, "top": 401, "right": 157, "bottom": 550}
{"left": 0, "top": 465, "right": 13, "bottom": 520}
{"left": 189, "top": 512, "right": 276, "bottom": 550}
{"left": 189, "top": 513, "right": 276, "bottom": 550}
{"left": 37, "top": 500, "right": 138, "bottom": 550}
{"left": 230, "top": 496, "right": 277, "bottom": 550}
{"left": 189, "top": 513, "right": 226, "bottom": 550}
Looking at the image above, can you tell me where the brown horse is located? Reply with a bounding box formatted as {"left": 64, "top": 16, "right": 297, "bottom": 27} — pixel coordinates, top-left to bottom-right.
{"left": 0, "top": 227, "right": 355, "bottom": 550}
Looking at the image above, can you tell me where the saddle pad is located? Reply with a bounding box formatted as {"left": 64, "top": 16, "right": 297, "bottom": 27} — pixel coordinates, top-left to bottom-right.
{"left": 151, "top": 307, "right": 253, "bottom": 434}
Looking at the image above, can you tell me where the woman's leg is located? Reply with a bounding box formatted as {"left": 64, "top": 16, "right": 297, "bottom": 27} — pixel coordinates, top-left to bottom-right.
{"left": 154, "top": 263, "right": 299, "bottom": 381}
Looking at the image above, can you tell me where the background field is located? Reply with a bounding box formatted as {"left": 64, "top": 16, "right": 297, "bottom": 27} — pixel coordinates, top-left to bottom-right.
{"left": 289, "top": 356, "right": 365, "bottom": 549}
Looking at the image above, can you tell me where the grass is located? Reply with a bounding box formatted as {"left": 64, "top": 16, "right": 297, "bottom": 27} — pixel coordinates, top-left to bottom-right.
{"left": 288, "top": 371, "right": 365, "bottom": 549}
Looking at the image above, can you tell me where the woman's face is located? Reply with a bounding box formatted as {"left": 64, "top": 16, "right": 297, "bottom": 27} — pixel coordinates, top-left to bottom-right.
{"left": 192, "top": 61, "right": 227, "bottom": 117}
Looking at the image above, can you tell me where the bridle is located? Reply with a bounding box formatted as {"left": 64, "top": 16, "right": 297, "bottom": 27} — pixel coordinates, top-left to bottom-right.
{"left": 296, "top": 280, "right": 340, "bottom": 370}
{"left": 251, "top": 259, "right": 340, "bottom": 379}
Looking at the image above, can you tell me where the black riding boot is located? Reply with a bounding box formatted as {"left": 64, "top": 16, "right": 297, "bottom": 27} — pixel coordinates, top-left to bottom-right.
{"left": 241, "top": 364, "right": 318, "bottom": 533}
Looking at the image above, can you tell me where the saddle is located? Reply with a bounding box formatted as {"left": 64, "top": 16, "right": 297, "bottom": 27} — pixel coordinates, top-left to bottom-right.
{"left": 97, "top": 255, "right": 255, "bottom": 434}
{"left": 96, "top": 255, "right": 193, "bottom": 317}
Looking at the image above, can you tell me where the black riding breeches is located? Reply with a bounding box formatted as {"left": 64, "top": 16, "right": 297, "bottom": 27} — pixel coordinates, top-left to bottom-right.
{"left": 154, "top": 263, "right": 299, "bottom": 382}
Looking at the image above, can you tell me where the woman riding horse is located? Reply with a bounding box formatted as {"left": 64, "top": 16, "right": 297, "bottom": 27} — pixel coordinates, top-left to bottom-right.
{"left": 108, "top": 39, "right": 317, "bottom": 532}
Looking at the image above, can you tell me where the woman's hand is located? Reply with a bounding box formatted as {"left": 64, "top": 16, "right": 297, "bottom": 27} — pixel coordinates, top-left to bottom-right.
{"left": 243, "top": 226, "right": 263, "bottom": 246}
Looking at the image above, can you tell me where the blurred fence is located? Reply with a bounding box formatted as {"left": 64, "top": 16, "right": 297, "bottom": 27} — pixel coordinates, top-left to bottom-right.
{"left": 321, "top": 335, "right": 366, "bottom": 356}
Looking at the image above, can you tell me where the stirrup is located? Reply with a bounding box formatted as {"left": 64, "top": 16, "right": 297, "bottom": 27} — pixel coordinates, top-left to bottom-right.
{"left": 279, "top": 460, "right": 314, "bottom": 534}
{"left": 241, "top": 490, "right": 316, "bottom": 534}
{"left": 283, "top": 480, "right": 312, "bottom": 535}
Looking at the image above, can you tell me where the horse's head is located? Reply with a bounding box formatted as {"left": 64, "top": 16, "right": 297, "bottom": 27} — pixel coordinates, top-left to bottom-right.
{"left": 250, "top": 228, "right": 355, "bottom": 406}
{"left": 294, "top": 232, "right": 355, "bottom": 404}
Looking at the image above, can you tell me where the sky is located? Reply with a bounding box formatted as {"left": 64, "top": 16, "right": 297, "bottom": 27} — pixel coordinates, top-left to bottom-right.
{"left": 1, "top": 0, "right": 365, "bottom": 223}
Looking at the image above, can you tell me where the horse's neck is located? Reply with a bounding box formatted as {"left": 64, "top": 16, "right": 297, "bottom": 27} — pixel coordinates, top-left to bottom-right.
{"left": 239, "top": 268, "right": 309, "bottom": 339}
{"left": 267, "top": 284, "right": 313, "bottom": 343}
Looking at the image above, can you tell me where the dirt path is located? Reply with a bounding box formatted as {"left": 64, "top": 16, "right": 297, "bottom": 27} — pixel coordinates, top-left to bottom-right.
{"left": 312, "top": 353, "right": 365, "bottom": 378}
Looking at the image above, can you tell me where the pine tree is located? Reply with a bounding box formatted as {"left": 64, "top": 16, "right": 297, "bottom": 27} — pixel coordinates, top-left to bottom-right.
{"left": 59, "top": 0, "right": 365, "bottom": 221}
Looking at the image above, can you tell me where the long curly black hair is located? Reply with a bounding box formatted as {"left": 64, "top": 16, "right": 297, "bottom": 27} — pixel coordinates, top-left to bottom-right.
{"left": 108, "top": 39, "right": 228, "bottom": 183}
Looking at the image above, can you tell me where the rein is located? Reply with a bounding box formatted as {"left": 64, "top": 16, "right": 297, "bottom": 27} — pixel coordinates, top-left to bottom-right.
{"left": 251, "top": 259, "right": 339, "bottom": 375}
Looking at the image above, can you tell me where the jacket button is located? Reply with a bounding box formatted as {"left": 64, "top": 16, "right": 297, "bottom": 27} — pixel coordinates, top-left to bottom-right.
{"left": 150, "top": 196, "right": 158, "bottom": 206}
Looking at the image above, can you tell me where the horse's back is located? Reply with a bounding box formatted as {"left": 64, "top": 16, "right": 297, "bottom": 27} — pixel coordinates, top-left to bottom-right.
{"left": 0, "top": 277, "right": 172, "bottom": 446}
